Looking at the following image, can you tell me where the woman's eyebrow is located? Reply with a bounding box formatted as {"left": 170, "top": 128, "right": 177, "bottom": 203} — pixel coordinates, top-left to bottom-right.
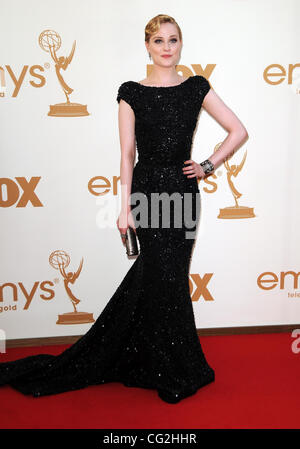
{"left": 152, "top": 35, "right": 178, "bottom": 39}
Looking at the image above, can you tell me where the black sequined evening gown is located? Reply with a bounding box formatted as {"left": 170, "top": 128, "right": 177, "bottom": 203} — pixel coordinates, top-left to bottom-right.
{"left": 0, "top": 75, "right": 215, "bottom": 404}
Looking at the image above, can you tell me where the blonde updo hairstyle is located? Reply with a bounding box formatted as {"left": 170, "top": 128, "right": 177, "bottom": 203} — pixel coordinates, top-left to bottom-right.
{"left": 145, "top": 14, "right": 182, "bottom": 43}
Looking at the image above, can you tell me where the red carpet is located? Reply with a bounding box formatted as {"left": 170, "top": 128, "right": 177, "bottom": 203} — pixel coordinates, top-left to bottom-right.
{"left": 0, "top": 332, "right": 299, "bottom": 429}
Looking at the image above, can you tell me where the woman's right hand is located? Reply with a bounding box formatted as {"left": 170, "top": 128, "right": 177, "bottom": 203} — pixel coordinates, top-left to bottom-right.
{"left": 116, "top": 209, "right": 136, "bottom": 245}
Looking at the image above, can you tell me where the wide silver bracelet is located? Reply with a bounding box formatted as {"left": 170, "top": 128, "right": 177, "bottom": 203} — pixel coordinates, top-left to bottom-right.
{"left": 199, "top": 159, "right": 215, "bottom": 175}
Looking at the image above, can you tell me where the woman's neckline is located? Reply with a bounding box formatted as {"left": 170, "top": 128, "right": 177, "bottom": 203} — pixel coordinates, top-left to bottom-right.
{"left": 131, "top": 76, "right": 195, "bottom": 89}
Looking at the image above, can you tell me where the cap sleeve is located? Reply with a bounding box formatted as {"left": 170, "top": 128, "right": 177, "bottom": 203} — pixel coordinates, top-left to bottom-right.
{"left": 116, "top": 81, "right": 136, "bottom": 112}
{"left": 198, "top": 75, "right": 211, "bottom": 100}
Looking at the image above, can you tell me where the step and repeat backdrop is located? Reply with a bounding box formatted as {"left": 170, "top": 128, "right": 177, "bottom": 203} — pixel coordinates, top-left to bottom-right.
{"left": 1, "top": 0, "right": 300, "bottom": 342}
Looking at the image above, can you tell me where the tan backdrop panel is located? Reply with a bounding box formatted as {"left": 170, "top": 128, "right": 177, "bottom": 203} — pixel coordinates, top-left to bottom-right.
{"left": 1, "top": 0, "right": 299, "bottom": 340}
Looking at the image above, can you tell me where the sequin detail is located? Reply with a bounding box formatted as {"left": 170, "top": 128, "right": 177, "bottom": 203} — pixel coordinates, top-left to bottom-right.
{"left": 0, "top": 75, "right": 214, "bottom": 404}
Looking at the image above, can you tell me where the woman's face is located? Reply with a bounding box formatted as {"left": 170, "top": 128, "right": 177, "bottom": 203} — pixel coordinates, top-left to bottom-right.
{"left": 146, "top": 23, "right": 182, "bottom": 67}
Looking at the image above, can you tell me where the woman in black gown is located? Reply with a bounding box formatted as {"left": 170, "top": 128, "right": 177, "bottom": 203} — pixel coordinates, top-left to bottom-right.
{"left": 0, "top": 14, "right": 248, "bottom": 404}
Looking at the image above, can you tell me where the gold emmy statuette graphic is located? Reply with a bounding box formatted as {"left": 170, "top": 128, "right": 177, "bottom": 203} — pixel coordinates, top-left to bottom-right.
{"left": 49, "top": 250, "right": 95, "bottom": 325}
{"left": 216, "top": 144, "right": 255, "bottom": 219}
{"left": 39, "top": 30, "right": 89, "bottom": 117}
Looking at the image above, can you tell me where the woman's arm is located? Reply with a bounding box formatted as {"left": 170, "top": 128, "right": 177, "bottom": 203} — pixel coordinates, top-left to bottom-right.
{"left": 118, "top": 99, "right": 136, "bottom": 212}
{"left": 116, "top": 99, "right": 137, "bottom": 241}
{"left": 183, "top": 88, "right": 248, "bottom": 178}
{"left": 202, "top": 89, "right": 248, "bottom": 169}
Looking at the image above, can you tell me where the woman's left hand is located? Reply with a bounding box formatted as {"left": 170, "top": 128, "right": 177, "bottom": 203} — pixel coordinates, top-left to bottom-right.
{"left": 182, "top": 160, "right": 206, "bottom": 179}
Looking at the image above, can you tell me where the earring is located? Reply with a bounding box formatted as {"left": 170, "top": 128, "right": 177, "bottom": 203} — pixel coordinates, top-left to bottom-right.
{"left": 148, "top": 53, "right": 151, "bottom": 60}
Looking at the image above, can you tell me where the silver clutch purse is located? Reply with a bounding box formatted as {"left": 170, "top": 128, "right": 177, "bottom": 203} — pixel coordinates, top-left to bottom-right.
{"left": 125, "top": 226, "right": 139, "bottom": 256}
